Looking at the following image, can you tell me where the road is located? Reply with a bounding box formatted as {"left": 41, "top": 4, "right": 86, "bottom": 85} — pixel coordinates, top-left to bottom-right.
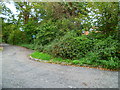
{"left": 2, "top": 44, "right": 118, "bottom": 88}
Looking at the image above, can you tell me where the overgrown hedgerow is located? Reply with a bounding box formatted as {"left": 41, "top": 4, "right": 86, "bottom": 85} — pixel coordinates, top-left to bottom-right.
{"left": 42, "top": 31, "right": 120, "bottom": 69}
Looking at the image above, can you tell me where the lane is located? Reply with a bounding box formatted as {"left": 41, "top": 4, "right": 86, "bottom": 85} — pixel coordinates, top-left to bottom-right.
{"left": 2, "top": 44, "right": 118, "bottom": 88}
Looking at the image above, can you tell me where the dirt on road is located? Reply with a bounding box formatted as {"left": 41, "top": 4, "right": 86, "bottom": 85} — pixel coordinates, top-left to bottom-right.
{"left": 2, "top": 44, "right": 118, "bottom": 88}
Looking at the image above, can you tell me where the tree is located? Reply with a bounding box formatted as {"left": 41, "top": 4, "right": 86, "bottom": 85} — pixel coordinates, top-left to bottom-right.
{"left": 89, "top": 2, "right": 119, "bottom": 34}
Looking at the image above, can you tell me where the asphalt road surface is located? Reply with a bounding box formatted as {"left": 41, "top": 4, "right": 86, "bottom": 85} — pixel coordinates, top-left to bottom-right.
{"left": 2, "top": 44, "right": 118, "bottom": 88}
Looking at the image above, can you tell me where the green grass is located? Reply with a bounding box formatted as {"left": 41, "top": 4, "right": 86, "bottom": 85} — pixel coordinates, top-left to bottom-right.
{"left": 19, "top": 44, "right": 35, "bottom": 50}
{"left": 31, "top": 51, "right": 53, "bottom": 60}
{"left": 52, "top": 57, "right": 64, "bottom": 62}
{"left": 30, "top": 51, "right": 120, "bottom": 70}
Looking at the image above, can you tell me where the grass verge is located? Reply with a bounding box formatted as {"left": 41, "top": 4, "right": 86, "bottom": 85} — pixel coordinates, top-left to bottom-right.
{"left": 19, "top": 44, "right": 35, "bottom": 50}
{"left": 30, "top": 51, "right": 119, "bottom": 71}
{"left": 31, "top": 51, "right": 53, "bottom": 60}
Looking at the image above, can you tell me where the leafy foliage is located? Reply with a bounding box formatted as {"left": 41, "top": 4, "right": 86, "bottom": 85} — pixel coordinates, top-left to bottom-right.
{"left": 34, "top": 20, "right": 59, "bottom": 51}
{"left": 44, "top": 31, "right": 93, "bottom": 59}
{"left": 42, "top": 32, "right": 120, "bottom": 69}
{"left": 89, "top": 2, "right": 119, "bottom": 34}
{"left": 31, "top": 50, "right": 119, "bottom": 70}
{"left": 1, "top": 2, "right": 119, "bottom": 70}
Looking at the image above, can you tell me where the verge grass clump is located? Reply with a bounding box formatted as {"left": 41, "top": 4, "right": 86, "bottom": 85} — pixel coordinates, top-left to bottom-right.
{"left": 31, "top": 51, "right": 53, "bottom": 60}
{"left": 20, "top": 44, "right": 35, "bottom": 50}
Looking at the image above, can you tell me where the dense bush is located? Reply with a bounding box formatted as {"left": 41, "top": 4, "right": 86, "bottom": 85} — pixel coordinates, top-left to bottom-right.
{"left": 34, "top": 20, "right": 59, "bottom": 51}
{"left": 44, "top": 31, "right": 94, "bottom": 59}
{"left": 42, "top": 31, "right": 120, "bottom": 69}
{"left": 2, "top": 2, "right": 119, "bottom": 70}
{"left": 2, "top": 23, "right": 15, "bottom": 43}
{"left": 34, "top": 19, "right": 76, "bottom": 51}
{"left": 55, "top": 19, "right": 77, "bottom": 33}
{"left": 44, "top": 31, "right": 119, "bottom": 60}
{"left": 7, "top": 30, "right": 27, "bottom": 45}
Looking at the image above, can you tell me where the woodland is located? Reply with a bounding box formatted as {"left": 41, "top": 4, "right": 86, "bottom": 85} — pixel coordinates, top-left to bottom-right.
{"left": 1, "top": 2, "right": 120, "bottom": 70}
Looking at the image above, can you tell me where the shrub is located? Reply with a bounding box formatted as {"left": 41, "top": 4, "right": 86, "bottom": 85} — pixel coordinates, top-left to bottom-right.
{"left": 7, "top": 30, "right": 27, "bottom": 45}
{"left": 42, "top": 31, "right": 120, "bottom": 69}
{"left": 93, "top": 36, "right": 119, "bottom": 61}
{"left": 34, "top": 20, "right": 59, "bottom": 51}
{"left": 44, "top": 31, "right": 94, "bottom": 59}
{"left": 34, "top": 19, "right": 77, "bottom": 51}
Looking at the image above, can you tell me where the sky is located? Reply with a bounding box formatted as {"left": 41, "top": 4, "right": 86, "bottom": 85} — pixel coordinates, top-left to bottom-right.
{"left": 5, "top": 2, "right": 19, "bottom": 15}
{"left": 0, "top": 1, "right": 19, "bottom": 20}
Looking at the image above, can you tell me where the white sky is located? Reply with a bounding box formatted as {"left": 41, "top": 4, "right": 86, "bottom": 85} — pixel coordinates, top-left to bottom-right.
{"left": 5, "top": 2, "right": 19, "bottom": 14}
{"left": 0, "top": 2, "right": 19, "bottom": 21}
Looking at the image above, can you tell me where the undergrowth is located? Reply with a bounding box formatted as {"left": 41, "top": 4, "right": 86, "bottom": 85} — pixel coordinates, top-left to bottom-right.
{"left": 19, "top": 44, "right": 35, "bottom": 50}
{"left": 30, "top": 51, "right": 120, "bottom": 70}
